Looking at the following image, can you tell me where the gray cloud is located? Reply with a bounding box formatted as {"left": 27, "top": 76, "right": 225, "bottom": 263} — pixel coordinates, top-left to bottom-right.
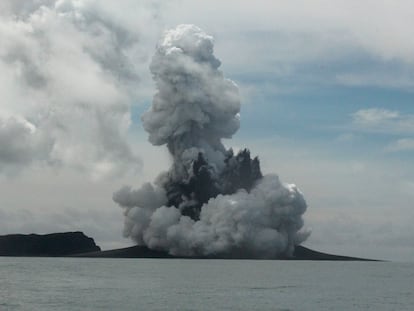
{"left": 0, "top": 0, "right": 158, "bottom": 178}
{"left": 0, "top": 117, "right": 52, "bottom": 174}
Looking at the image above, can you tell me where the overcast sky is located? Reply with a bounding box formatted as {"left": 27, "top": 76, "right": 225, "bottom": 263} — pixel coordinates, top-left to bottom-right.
{"left": 0, "top": 0, "right": 413, "bottom": 261}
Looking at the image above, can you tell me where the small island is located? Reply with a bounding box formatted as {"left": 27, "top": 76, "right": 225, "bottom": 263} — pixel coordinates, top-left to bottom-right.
{"left": 74, "top": 244, "right": 376, "bottom": 261}
{"left": 0, "top": 232, "right": 377, "bottom": 260}
{"left": 0, "top": 232, "right": 100, "bottom": 257}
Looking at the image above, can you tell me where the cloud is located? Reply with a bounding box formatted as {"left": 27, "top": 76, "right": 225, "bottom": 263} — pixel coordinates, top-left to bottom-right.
{"left": 352, "top": 108, "right": 414, "bottom": 135}
{"left": 353, "top": 108, "right": 400, "bottom": 124}
{"left": 304, "top": 207, "right": 414, "bottom": 261}
{"left": 0, "top": 167, "right": 134, "bottom": 249}
{"left": 228, "top": 136, "right": 414, "bottom": 260}
{"left": 2, "top": 1, "right": 410, "bottom": 180}
{"left": 0, "top": 0, "right": 412, "bottom": 261}
{"left": 336, "top": 71, "right": 414, "bottom": 90}
{"left": 386, "top": 138, "right": 414, "bottom": 153}
{"left": 158, "top": 0, "right": 414, "bottom": 94}
{"left": 0, "top": 117, "right": 53, "bottom": 175}
{"left": 163, "top": 0, "right": 414, "bottom": 62}
{"left": 0, "top": 0, "right": 163, "bottom": 178}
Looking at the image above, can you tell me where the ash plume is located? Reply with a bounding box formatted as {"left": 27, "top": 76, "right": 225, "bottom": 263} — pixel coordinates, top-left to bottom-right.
{"left": 113, "top": 24, "right": 310, "bottom": 258}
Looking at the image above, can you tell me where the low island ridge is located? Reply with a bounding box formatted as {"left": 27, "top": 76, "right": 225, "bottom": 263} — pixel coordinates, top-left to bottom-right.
{"left": 0, "top": 232, "right": 378, "bottom": 260}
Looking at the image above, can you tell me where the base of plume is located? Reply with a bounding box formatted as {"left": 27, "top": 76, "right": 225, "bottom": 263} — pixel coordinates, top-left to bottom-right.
{"left": 0, "top": 231, "right": 379, "bottom": 261}
{"left": 73, "top": 245, "right": 379, "bottom": 261}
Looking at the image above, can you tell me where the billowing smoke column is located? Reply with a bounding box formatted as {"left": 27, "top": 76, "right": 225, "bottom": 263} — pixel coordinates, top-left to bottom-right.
{"left": 113, "top": 24, "right": 310, "bottom": 258}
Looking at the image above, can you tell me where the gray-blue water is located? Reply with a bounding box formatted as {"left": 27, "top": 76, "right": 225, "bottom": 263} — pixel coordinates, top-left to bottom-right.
{"left": 0, "top": 258, "right": 413, "bottom": 311}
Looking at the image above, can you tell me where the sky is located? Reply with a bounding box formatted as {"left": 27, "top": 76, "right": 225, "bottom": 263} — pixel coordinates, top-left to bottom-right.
{"left": 0, "top": 0, "right": 413, "bottom": 261}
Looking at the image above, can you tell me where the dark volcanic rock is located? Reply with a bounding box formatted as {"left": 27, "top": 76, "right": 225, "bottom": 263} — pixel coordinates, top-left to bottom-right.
{"left": 75, "top": 245, "right": 378, "bottom": 261}
{"left": 74, "top": 245, "right": 174, "bottom": 258}
{"left": 292, "top": 245, "right": 377, "bottom": 261}
{"left": 0, "top": 232, "right": 101, "bottom": 257}
{"left": 0, "top": 230, "right": 378, "bottom": 260}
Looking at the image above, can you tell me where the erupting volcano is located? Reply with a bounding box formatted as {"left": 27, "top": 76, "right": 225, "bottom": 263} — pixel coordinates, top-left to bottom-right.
{"left": 113, "top": 24, "right": 311, "bottom": 259}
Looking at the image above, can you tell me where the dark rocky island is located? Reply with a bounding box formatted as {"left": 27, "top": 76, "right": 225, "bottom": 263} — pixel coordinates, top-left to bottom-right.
{"left": 0, "top": 232, "right": 100, "bottom": 257}
{"left": 0, "top": 231, "right": 377, "bottom": 260}
{"left": 75, "top": 245, "right": 377, "bottom": 261}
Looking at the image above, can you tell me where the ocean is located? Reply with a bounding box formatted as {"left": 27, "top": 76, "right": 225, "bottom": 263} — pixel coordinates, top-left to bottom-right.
{"left": 0, "top": 258, "right": 412, "bottom": 311}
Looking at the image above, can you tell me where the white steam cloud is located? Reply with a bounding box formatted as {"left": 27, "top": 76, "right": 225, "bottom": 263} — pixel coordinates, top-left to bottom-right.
{"left": 0, "top": 0, "right": 149, "bottom": 178}
{"left": 113, "top": 25, "right": 310, "bottom": 258}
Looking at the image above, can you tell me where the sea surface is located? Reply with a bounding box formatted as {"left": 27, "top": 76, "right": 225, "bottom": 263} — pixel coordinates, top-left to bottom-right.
{"left": 0, "top": 258, "right": 412, "bottom": 311}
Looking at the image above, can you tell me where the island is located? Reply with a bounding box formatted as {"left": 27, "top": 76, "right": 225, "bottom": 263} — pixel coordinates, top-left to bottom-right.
{"left": 0, "top": 232, "right": 378, "bottom": 260}
{"left": 0, "top": 232, "right": 100, "bottom": 257}
{"left": 74, "top": 244, "right": 376, "bottom": 261}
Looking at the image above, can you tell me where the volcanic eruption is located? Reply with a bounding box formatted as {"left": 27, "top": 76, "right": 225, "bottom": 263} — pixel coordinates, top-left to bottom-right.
{"left": 113, "top": 24, "right": 310, "bottom": 258}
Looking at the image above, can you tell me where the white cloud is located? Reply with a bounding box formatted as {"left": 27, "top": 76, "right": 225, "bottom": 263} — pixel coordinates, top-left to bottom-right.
{"left": 0, "top": 0, "right": 162, "bottom": 178}
{"left": 352, "top": 108, "right": 414, "bottom": 134}
{"left": 162, "top": 0, "right": 414, "bottom": 63}
{"left": 157, "top": 0, "right": 414, "bottom": 92}
{"left": 336, "top": 71, "right": 414, "bottom": 90}
{"left": 2, "top": 1, "right": 412, "bottom": 178}
{"left": 353, "top": 108, "right": 400, "bottom": 124}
